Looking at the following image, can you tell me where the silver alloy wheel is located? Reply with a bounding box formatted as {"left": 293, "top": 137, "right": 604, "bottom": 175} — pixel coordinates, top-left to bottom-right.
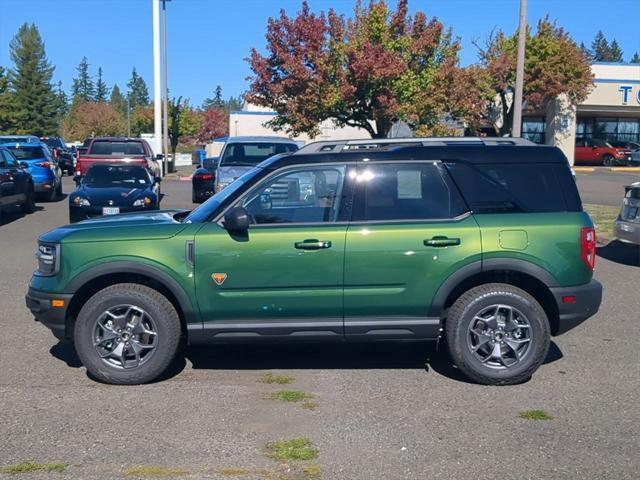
{"left": 467, "top": 304, "right": 532, "bottom": 369}
{"left": 93, "top": 304, "right": 158, "bottom": 370}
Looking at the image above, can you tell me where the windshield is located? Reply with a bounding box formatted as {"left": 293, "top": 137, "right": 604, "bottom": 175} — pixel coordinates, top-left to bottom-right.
{"left": 83, "top": 165, "right": 151, "bottom": 186}
{"left": 185, "top": 167, "right": 263, "bottom": 223}
{"left": 220, "top": 142, "right": 297, "bottom": 167}
{"left": 41, "top": 138, "right": 65, "bottom": 149}
{"left": 90, "top": 141, "right": 146, "bottom": 156}
{"left": 0, "top": 136, "right": 33, "bottom": 144}
{"left": 7, "top": 146, "right": 46, "bottom": 160}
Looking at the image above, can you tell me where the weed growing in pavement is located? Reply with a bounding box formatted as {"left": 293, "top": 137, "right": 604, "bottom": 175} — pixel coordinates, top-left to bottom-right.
{"left": 122, "top": 465, "right": 192, "bottom": 477}
{"left": 270, "top": 390, "right": 311, "bottom": 402}
{"left": 2, "top": 462, "right": 67, "bottom": 474}
{"left": 260, "top": 372, "right": 294, "bottom": 385}
{"left": 266, "top": 438, "right": 318, "bottom": 461}
{"left": 518, "top": 409, "right": 553, "bottom": 420}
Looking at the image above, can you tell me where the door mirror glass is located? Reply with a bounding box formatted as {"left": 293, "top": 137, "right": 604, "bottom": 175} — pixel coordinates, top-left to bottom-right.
{"left": 19, "top": 161, "right": 29, "bottom": 169}
{"left": 155, "top": 153, "right": 164, "bottom": 160}
{"left": 223, "top": 207, "right": 250, "bottom": 232}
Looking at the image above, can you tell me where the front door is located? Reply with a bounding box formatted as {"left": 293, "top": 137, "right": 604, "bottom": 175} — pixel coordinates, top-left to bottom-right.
{"left": 194, "top": 163, "right": 352, "bottom": 340}
{"left": 343, "top": 161, "right": 481, "bottom": 339}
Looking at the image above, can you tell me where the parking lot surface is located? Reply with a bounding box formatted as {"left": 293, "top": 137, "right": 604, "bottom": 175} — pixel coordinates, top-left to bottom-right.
{"left": 1, "top": 175, "right": 639, "bottom": 479}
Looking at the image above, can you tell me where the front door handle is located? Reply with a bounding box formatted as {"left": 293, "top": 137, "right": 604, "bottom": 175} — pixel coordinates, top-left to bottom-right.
{"left": 424, "top": 236, "right": 461, "bottom": 247}
{"left": 294, "top": 239, "right": 332, "bottom": 250}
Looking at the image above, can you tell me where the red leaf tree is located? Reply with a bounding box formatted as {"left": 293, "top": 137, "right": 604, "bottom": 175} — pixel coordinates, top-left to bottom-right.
{"left": 197, "top": 107, "right": 228, "bottom": 143}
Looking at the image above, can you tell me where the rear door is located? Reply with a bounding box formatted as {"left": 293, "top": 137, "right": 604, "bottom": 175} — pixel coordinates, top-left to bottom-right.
{"left": 0, "top": 151, "right": 17, "bottom": 206}
{"left": 343, "top": 161, "right": 481, "bottom": 339}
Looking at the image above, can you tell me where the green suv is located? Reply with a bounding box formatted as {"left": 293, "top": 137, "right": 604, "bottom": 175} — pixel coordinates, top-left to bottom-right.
{"left": 26, "top": 138, "right": 602, "bottom": 385}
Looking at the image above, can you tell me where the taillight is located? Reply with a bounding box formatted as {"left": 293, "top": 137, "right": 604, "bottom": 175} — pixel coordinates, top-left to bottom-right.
{"left": 581, "top": 227, "right": 596, "bottom": 270}
{"left": 35, "top": 161, "right": 51, "bottom": 168}
{"left": 194, "top": 172, "right": 215, "bottom": 181}
{"left": 53, "top": 148, "right": 59, "bottom": 160}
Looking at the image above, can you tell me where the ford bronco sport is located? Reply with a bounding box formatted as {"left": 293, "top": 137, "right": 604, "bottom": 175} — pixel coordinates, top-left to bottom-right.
{"left": 26, "top": 138, "right": 602, "bottom": 385}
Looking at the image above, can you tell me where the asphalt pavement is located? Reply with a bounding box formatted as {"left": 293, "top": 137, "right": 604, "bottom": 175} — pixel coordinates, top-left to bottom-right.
{"left": 0, "top": 174, "right": 638, "bottom": 480}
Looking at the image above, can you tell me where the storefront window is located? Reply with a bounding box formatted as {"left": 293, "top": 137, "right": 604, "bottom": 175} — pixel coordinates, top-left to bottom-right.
{"left": 522, "top": 117, "right": 545, "bottom": 144}
{"left": 577, "top": 117, "right": 640, "bottom": 143}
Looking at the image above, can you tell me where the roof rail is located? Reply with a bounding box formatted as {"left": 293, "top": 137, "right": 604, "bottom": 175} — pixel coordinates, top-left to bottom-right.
{"left": 295, "top": 136, "right": 535, "bottom": 154}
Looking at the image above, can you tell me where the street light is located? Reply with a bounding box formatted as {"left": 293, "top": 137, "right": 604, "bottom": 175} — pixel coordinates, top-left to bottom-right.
{"left": 512, "top": 0, "right": 527, "bottom": 137}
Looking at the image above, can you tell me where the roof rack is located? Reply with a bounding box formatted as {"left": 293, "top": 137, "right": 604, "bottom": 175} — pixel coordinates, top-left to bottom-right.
{"left": 295, "top": 136, "right": 535, "bottom": 154}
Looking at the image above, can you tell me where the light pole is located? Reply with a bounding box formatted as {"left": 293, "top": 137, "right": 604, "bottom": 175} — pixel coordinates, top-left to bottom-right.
{"left": 512, "top": 0, "right": 527, "bottom": 137}
{"left": 162, "top": 0, "right": 171, "bottom": 173}
{"left": 152, "top": 0, "right": 163, "bottom": 171}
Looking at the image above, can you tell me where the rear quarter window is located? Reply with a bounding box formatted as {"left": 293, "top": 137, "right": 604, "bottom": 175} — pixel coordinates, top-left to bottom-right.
{"left": 445, "top": 162, "right": 575, "bottom": 213}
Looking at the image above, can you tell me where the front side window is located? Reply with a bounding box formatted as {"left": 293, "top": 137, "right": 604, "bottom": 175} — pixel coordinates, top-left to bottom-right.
{"left": 241, "top": 165, "right": 346, "bottom": 224}
{"left": 352, "top": 162, "right": 467, "bottom": 221}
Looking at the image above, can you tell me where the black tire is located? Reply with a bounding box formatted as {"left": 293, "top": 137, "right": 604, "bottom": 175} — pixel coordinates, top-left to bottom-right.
{"left": 74, "top": 283, "right": 181, "bottom": 385}
{"left": 602, "top": 154, "right": 615, "bottom": 167}
{"left": 445, "top": 283, "right": 550, "bottom": 386}
{"left": 56, "top": 181, "right": 63, "bottom": 198}
{"left": 22, "top": 186, "right": 36, "bottom": 214}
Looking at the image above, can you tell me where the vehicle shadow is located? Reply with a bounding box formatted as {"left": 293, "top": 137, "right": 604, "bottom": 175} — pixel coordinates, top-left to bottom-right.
{"left": 49, "top": 339, "right": 564, "bottom": 386}
{"left": 597, "top": 240, "right": 640, "bottom": 267}
{"left": 0, "top": 205, "right": 44, "bottom": 226}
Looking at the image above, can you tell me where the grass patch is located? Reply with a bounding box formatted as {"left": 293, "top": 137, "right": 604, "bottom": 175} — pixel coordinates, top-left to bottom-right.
{"left": 2, "top": 462, "right": 68, "bottom": 474}
{"left": 518, "top": 409, "right": 553, "bottom": 421}
{"left": 584, "top": 203, "right": 620, "bottom": 243}
{"left": 122, "top": 465, "right": 192, "bottom": 477}
{"left": 303, "top": 464, "right": 321, "bottom": 480}
{"left": 270, "top": 390, "right": 311, "bottom": 403}
{"left": 266, "top": 438, "right": 318, "bottom": 462}
{"left": 217, "top": 467, "right": 268, "bottom": 476}
{"left": 302, "top": 400, "right": 319, "bottom": 411}
{"left": 260, "top": 373, "right": 293, "bottom": 385}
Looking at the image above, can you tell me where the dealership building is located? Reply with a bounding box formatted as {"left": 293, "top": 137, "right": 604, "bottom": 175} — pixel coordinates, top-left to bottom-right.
{"left": 229, "top": 62, "right": 640, "bottom": 164}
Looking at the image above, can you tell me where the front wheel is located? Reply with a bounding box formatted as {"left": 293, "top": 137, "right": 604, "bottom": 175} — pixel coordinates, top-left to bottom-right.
{"left": 445, "top": 283, "right": 550, "bottom": 385}
{"left": 74, "top": 283, "right": 181, "bottom": 385}
{"left": 602, "top": 154, "right": 615, "bottom": 167}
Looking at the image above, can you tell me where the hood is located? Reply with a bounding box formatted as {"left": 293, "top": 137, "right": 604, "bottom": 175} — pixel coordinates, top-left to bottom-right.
{"left": 77, "top": 184, "right": 154, "bottom": 206}
{"left": 217, "top": 166, "right": 254, "bottom": 184}
{"left": 39, "top": 210, "right": 190, "bottom": 244}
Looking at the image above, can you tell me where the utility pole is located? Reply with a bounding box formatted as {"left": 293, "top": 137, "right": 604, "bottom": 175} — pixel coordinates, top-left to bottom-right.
{"left": 161, "top": 0, "right": 171, "bottom": 172}
{"left": 152, "top": 0, "right": 163, "bottom": 172}
{"left": 512, "top": 0, "right": 527, "bottom": 137}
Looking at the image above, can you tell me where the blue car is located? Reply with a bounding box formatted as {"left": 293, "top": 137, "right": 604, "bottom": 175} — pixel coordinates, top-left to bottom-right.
{"left": 1, "top": 142, "right": 63, "bottom": 201}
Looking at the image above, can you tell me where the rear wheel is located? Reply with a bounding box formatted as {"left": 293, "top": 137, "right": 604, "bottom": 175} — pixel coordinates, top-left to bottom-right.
{"left": 602, "top": 154, "right": 615, "bottom": 166}
{"left": 22, "top": 186, "right": 36, "bottom": 214}
{"left": 445, "top": 283, "right": 550, "bottom": 385}
{"left": 74, "top": 283, "right": 181, "bottom": 385}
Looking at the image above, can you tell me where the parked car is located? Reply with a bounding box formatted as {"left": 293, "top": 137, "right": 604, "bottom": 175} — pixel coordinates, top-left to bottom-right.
{"left": 40, "top": 136, "right": 75, "bottom": 175}
{"left": 575, "top": 138, "right": 632, "bottom": 166}
{"left": 0, "top": 134, "right": 40, "bottom": 145}
{"left": 26, "top": 137, "right": 602, "bottom": 386}
{"left": 192, "top": 158, "right": 218, "bottom": 203}
{"left": 1, "top": 142, "right": 62, "bottom": 201}
{"left": 69, "top": 164, "right": 161, "bottom": 223}
{"left": 76, "top": 137, "right": 161, "bottom": 177}
{"left": 613, "top": 182, "right": 640, "bottom": 245}
{"left": 629, "top": 148, "right": 640, "bottom": 167}
{"left": 0, "top": 146, "right": 36, "bottom": 222}
{"left": 609, "top": 140, "right": 640, "bottom": 152}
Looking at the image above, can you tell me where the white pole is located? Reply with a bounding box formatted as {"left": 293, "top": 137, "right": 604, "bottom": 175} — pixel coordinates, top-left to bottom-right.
{"left": 162, "top": 0, "right": 170, "bottom": 173}
{"left": 152, "top": 0, "right": 162, "bottom": 165}
{"left": 512, "top": 0, "right": 527, "bottom": 137}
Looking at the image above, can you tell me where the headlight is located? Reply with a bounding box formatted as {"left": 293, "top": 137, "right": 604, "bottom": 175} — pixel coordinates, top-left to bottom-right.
{"left": 133, "top": 197, "right": 153, "bottom": 207}
{"left": 73, "top": 196, "right": 90, "bottom": 206}
{"left": 35, "top": 243, "right": 59, "bottom": 276}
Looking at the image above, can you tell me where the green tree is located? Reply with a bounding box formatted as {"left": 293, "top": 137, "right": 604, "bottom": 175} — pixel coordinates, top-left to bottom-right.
{"left": 246, "top": 0, "right": 460, "bottom": 138}
{"left": 590, "top": 30, "right": 609, "bottom": 61}
{"left": 61, "top": 101, "right": 126, "bottom": 140}
{"left": 7, "top": 23, "right": 58, "bottom": 135}
{"left": 609, "top": 39, "right": 623, "bottom": 62}
{"left": 71, "top": 56, "right": 95, "bottom": 102}
{"left": 579, "top": 42, "right": 591, "bottom": 59}
{"left": 127, "top": 67, "right": 150, "bottom": 110}
{"left": 130, "top": 105, "right": 153, "bottom": 137}
{"left": 631, "top": 52, "right": 640, "bottom": 64}
{"left": 53, "top": 81, "right": 69, "bottom": 127}
{"left": 0, "top": 66, "right": 18, "bottom": 133}
{"left": 202, "top": 84, "right": 223, "bottom": 109}
{"left": 109, "top": 84, "right": 128, "bottom": 117}
{"left": 95, "top": 67, "right": 109, "bottom": 102}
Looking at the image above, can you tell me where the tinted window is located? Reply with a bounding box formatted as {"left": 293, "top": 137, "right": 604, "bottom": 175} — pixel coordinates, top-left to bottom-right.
{"left": 445, "top": 162, "right": 569, "bottom": 213}
{"left": 221, "top": 142, "right": 298, "bottom": 166}
{"left": 90, "top": 141, "right": 146, "bottom": 156}
{"left": 352, "top": 163, "right": 467, "bottom": 221}
{"left": 242, "top": 166, "right": 346, "bottom": 224}
{"left": 0, "top": 151, "right": 9, "bottom": 168}
{"left": 84, "top": 165, "right": 151, "bottom": 185}
{"left": 41, "top": 138, "right": 64, "bottom": 149}
{"left": 7, "top": 146, "right": 46, "bottom": 160}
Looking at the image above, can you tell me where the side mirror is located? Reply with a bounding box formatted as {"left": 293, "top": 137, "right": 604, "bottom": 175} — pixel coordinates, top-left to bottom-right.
{"left": 260, "top": 192, "right": 272, "bottom": 210}
{"left": 154, "top": 176, "right": 162, "bottom": 184}
{"left": 19, "top": 161, "right": 29, "bottom": 169}
{"left": 223, "top": 207, "right": 250, "bottom": 232}
{"left": 73, "top": 174, "right": 82, "bottom": 186}
{"left": 155, "top": 153, "right": 164, "bottom": 160}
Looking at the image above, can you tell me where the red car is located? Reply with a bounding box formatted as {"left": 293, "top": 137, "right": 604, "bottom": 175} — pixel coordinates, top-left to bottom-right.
{"left": 76, "top": 137, "right": 161, "bottom": 177}
{"left": 575, "top": 138, "right": 632, "bottom": 166}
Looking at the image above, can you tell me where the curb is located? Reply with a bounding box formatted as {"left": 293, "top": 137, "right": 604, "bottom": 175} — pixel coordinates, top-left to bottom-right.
{"left": 573, "top": 166, "right": 640, "bottom": 173}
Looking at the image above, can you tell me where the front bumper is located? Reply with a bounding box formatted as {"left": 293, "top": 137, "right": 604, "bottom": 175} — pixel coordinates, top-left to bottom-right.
{"left": 69, "top": 205, "right": 156, "bottom": 222}
{"left": 614, "top": 220, "right": 640, "bottom": 245}
{"left": 550, "top": 279, "right": 603, "bottom": 335}
{"left": 25, "top": 288, "right": 73, "bottom": 341}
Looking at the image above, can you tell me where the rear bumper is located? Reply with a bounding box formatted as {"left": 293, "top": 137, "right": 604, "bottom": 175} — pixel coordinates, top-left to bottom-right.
{"left": 614, "top": 220, "right": 640, "bottom": 245}
{"left": 25, "top": 288, "right": 73, "bottom": 341}
{"left": 550, "top": 279, "right": 603, "bottom": 335}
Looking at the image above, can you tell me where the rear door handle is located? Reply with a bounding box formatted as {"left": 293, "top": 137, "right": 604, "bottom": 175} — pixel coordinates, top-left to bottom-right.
{"left": 294, "top": 239, "right": 332, "bottom": 250}
{"left": 424, "top": 236, "right": 461, "bottom": 247}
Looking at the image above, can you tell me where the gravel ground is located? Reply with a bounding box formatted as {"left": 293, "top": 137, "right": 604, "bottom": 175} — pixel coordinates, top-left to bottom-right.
{"left": 0, "top": 175, "right": 638, "bottom": 480}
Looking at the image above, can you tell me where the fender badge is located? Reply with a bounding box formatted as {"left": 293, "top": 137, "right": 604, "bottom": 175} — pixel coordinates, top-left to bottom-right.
{"left": 212, "top": 273, "right": 227, "bottom": 285}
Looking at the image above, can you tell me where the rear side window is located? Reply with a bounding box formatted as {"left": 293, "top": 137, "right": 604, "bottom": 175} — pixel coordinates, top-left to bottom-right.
{"left": 352, "top": 162, "right": 468, "bottom": 221}
{"left": 445, "top": 162, "right": 571, "bottom": 213}
{"left": 7, "top": 146, "right": 46, "bottom": 160}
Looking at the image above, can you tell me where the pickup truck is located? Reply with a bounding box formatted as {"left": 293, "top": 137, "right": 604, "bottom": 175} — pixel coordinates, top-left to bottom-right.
{"left": 76, "top": 137, "right": 161, "bottom": 177}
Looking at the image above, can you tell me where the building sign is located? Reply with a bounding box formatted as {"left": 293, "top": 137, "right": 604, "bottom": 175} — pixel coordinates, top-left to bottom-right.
{"left": 618, "top": 85, "right": 640, "bottom": 105}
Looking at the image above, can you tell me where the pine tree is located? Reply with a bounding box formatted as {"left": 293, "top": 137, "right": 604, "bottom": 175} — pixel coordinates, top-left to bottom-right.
{"left": 53, "top": 81, "right": 69, "bottom": 125}
{"left": 202, "top": 85, "right": 224, "bottom": 109}
{"left": 7, "top": 23, "right": 58, "bottom": 135}
{"left": 71, "top": 56, "right": 95, "bottom": 102}
{"left": 109, "top": 84, "right": 128, "bottom": 117}
{"left": 609, "top": 39, "right": 624, "bottom": 62}
{"left": 0, "top": 66, "right": 18, "bottom": 133}
{"left": 126, "top": 67, "right": 150, "bottom": 110}
{"left": 591, "top": 30, "right": 610, "bottom": 61}
{"left": 579, "top": 42, "right": 592, "bottom": 59}
{"left": 95, "top": 67, "right": 109, "bottom": 102}
{"left": 631, "top": 52, "right": 640, "bottom": 64}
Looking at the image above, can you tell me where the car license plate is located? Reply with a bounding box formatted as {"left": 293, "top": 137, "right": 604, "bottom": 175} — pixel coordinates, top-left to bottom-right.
{"left": 102, "top": 207, "right": 120, "bottom": 215}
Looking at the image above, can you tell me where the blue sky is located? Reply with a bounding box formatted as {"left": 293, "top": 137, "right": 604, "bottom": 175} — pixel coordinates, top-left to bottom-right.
{"left": 1, "top": 0, "right": 638, "bottom": 107}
